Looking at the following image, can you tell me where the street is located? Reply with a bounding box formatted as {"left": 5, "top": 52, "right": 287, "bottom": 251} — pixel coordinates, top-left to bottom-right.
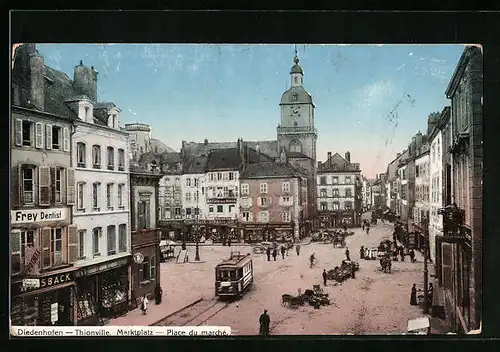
{"left": 112, "top": 220, "right": 428, "bottom": 335}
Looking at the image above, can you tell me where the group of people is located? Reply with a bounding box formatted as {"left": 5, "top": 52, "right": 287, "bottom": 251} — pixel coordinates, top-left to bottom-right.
{"left": 410, "top": 283, "right": 434, "bottom": 308}
{"left": 361, "top": 219, "right": 371, "bottom": 234}
{"left": 139, "top": 284, "right": 164, "bottom": 315}
{"left": 266, "top": 243, "right": 293, "bottom": 261}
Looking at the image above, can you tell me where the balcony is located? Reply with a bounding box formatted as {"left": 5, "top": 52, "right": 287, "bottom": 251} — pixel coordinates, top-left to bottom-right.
{"left": 277, "top": 125, "right": 318, "bottom": 135}
{"left": 131, "top": 229, "right": 160, "bottom": 248}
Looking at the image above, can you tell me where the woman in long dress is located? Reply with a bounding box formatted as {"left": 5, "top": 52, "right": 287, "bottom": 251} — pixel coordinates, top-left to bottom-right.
{"left": 410, "top": 284, "right": 418, "bottom": 306}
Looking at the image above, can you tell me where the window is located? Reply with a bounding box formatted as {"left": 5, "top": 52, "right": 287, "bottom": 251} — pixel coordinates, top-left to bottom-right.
{"left": 282, "top": 196, "right": 291, "bottom": 204}
{"left": 229, "top": 205, "right": 235, "bottom": 213}
{"left": 282, "top": 182, "right": 291, "bottom": 192}
{"left": 320, "top": 176, "right": 327, "bottom": 185}
{"left": 141, "top": 256, "right": 155, "bottom": 281}
{"left": 22, "top": 166, "right": 35, "bottom": 205}
{"left": 223, "top": 172, "right": 229, "bottom": 181}
{"left": 22, "top": 120, "right": 33, "bottom": 146}
{"left": 333, "top": 188, "right": 339, "bottom": 196}
{"left": 92, "top": 182, "right": 101, "bottom": 210}
{"left": 194, "top": 207, "right": 200, "bottom": 215}
{"left": 51, "top": 126, "right": 62, "bottom": 149}
{"left": 78, "top": 230, "right": 86, "bottom": 259}
{"left": 186, "top": 178, "right": 191, "bottom": 187}
{"left": 333, "top": 202, "right": 340, "bottom": 210}
{"left": 320, "top": 202, "right": 327, "bottom": 211}
{"left": 185, "top": 192, "right": 191, "bottom": 202}
{"left": 241, "top": 184, "right": 249, "bottom": 195}
{"left": 118, "top": 184, "right": 124, "bottom": 208}
{"left": 92, "top": 228, "right": 101, "bottom": 256}
{"left": 283, "top": 212, "right": 291, "bottom": 222}
{"left": 20, "top": 230, "right": 35, "bottom": 265}
{"left": 260, "top": 183, "right": 268, "bottom": 194}
{"left": 77, "top": 182, "right": 85, "bottom": 210}
{"left": 118, "top": 149, "right": 126, "bottom": 171}
{"left": 217, "top": 205, "right": 224, "bottom": 213}
{"left": 242, "top": 212, "right": 250, "bottom": 221}
{"left": 137, "top": 200, "right": 151, "bottom": 229}
{"left": 345, "top": 177, "right": 351, "bottom": 184}
{"left": 229, "top": 172, "right": 234, "bottom": 181}
{"left": 333, "top": 177, "right": 339, "bottom": 184}
{"left": 119, "top": 224, "right": 127, "bottom": 252}
{"left": 107, "top": 147, "right": 114, "bottom": 170}
{"left": 150, "top": 256, "right": 156, "bottom": 280}
{"left": 174, "top": 207, "right": 181, "bottom": 216}
{"left": 217, "top": 173, "right": 222, "bottom": 181}
{"left": 51, "top": 228, "right": 63, "bottom": 266}
{"left": 260, "top": 197, "right": 267, "bottom": 207}
{"left": 209, "top": 206, "right": 214, "bottom": 213}
{"left": 289, "top": 140, "right": 302, "bottom": 153}
{"left": 194, "top": 178, "right": 198, "bottom": 187}
{"left": 186, "top": 208, "right": 192, "bottom": 216}
{"left": 320, "top": 189, "right": 327, "bottom": 197}
{"left": 345, "top": 188, "right": 352, "bottom": 197}
{"left": 107, "top": 225, "right": 116, "bottom": 255}
{"left": 92, "top": 145, "right": 101, "bottom": 168}
{"left": 51, "top": 167, "right": 63, "bottom": 204}
{"left": 345, "top": 202, "right": 352, "bottom": 210}
{"left": 209, "top": 173, "right": 215, "bottom": 181}
{"left": 85, "top": 106, "right": 90, "bottom": 120}
{"left": 107, "top": 183, "right": 114, "bottom": 209}
{"left": 77, "top": 142, "right": 86, "bottom": 167}
{"left": 259, "top": 211, "right": 269, "bottom": 223}
{"left": 194, "top": 191, "right": 199, "bottom": 202}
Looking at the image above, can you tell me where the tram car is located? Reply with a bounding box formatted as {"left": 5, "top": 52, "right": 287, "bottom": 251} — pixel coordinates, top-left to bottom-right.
{"left": 215, "top": 252, "right": 253, "bottom": 299}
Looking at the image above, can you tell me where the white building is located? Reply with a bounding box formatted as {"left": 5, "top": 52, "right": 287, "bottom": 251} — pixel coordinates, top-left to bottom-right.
{"left": 181, "top": 173, "right": 206, "bottom": 221}
{"left": 204, "top": 170, "right": 240, "bottom": 222}
{"left": 413, "top": 145, "right": 430, "bottom": 233}
{"left": 362, "top": 177, "right": 372, "bottom": 211}
{"left": 429, "top": 122, "right": 444, "bottom": 263}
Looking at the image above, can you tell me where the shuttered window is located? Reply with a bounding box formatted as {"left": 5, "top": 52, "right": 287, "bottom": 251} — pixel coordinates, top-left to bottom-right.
{"left": 77, "top": 142, "right": 86, "bottom": 167}
{"left": 107, "top": 225, "right": 116, "bottom": 255}
{"left": 51, "top": 228, "right": 63, "bottom": 266}
{"left": 137, "top": 201, "right": 150, "bottom": 229}
{"left": 21, "top": 166, "right": 35, "bottom": 205}
{"left": 63, "top": 127, "right": 70, "bottom": 152}
{"left": 35, "top": 122, "right": 44, "bottom": 149}
{"left": 118, "top": 224, "right": 127, "bottom": 252}
{"left": 45, "top": 124, "right": 52, "bottom": 150}
{"left": 118, "top": 149, "right": 125, "bottom": 171}
{"left": 51, "top": 167, "right": 64, "bottom": 204}
{"left": 38, "top": 166, "right": 51, "bottom": 206}
{"left": 78, "top": 230, "right": 86, "bottom": 259}
{"left": 11, "top": 230, "right": 22, "bottom": 275}
{"left": 14, "top": 119, "right": 23, "bottom": 146}
{"left": 67, "top": 225, "right": 78, "bottom": 263}
{"left": 66, "top": 168, "right": 75, "bottom": 205}
{"left": 41, "top": 227, "right": 51, "bottom": 269}
{"left": 441, "top": 242, "right": 453, "bottom": 290}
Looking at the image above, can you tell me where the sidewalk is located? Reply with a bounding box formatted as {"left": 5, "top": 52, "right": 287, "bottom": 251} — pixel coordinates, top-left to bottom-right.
{"left": 106, "top": 296, "right": 202, "bottom": 326}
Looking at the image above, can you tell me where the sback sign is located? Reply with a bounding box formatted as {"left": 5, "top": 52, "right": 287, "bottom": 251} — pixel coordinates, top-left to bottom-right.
{"left": 11, "top": 208, "right": 68, "bottom": 225}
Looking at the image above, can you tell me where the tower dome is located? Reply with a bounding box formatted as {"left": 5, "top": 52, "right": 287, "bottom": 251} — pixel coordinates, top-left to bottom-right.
{"left": 290, "top": 55, "right": 303, "bottom": 75}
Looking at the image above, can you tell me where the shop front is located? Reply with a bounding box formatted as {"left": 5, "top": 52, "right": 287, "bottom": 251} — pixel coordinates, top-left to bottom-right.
{"left": 242, "top": 223, "right": 294, "bottom": 242}
{"left": 205, "top": 219, "right": 238, "bottom": 243}
{"left": 131, "top": 229, "right": 161, "bottom": 306}
{"left": 74, "top": 256, "right": 131, "bottom": 325}
{"left": 158, "top": 220, "right": 185, "bottom": 241}
{"left": 11, "top": 268, "right": 78, "bottom": 326}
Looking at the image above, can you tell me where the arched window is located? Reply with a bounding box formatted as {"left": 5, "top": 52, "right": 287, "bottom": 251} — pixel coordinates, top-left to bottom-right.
{"left": 320, "top": 189, "right": 327, "bottom": 197}
{"left": 77, "top": 142, "right": 86, "bottom": 167}
{"left": 289, "top": 140, "right": 302, "bottom": 153}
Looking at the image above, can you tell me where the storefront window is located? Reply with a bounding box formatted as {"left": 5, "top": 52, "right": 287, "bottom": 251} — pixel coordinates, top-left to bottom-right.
{"left": 11, "top": 296, "right": 38, "bottom": 326}
{"left": 141, "top": 256, "right": 151, "bottom": 281}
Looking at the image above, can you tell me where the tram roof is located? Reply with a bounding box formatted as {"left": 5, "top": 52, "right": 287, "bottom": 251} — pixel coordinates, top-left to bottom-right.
{"left": 216, "top": 253, "right": 252, "bottom": 268}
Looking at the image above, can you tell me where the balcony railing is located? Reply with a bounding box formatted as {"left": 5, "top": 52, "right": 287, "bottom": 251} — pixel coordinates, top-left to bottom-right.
{"left": 277, "top": 126, "right": 318, "bottom": 134}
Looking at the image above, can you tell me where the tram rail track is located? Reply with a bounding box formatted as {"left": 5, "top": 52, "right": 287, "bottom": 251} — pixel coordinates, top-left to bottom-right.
{"left": 151, "top": 298, "right": 230, "bottom": 327}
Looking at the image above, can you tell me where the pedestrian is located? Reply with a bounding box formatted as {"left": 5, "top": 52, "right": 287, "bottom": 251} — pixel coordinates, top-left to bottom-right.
{"left": 154, "top": 284, "right": 163, "bottom": 305}
{"left": 272, "top": 248, "right": 277, "bottom": 261}
{"left": 228, "top": 236, "right": 231, "bottom": 247}
{"left": 296, "top": 243, "right": 301, "bottom": 256}
{"left": 322, "top": 269, "right": 327, "bottom": 286}
{"left": 366, "top": 225, "right": 370, "bottom": 235}
{"left": 343, "top": 222, "right": 347, "bottom": 232}
{"left": 362, "top": 221, "right": 365, "bottom": 231}
{"left": 310, "top": 253, "right": 316, "bottom": 268}
{"left": 259, "top": 309, "right": 270, "bottom": 336}
{"left": 266, "top": 247, "right": 271, "bottom": 262}
{"left": 428, "top": 283, "right": 434, "bottom": 307}
{"left": 410, "top": 284, "right": 418, "bottom": 306}
{"left": 351, "top": 268, "right": 355, "bottom": 279}
{"left": 409, "top": 249, "right": 416, "bottom": 263}
{"left": 280, "top": 245, "right": 286, "bottom": 259}
{"left": 400, "top": 247, "right": 405, "bottom": 262}
{"left": 360, "top": 245, "right": 365, "bottom": 260}
{"left": 140, "top": 294, "right": 149, "bottom": 315}
{"left": 345, "top": 247, "right": 350, "bottom": 261}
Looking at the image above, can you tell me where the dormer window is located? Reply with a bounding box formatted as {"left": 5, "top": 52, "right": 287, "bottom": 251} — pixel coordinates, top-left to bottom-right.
{"left": 77, "top": 101, "right": 93, "bottom": 122}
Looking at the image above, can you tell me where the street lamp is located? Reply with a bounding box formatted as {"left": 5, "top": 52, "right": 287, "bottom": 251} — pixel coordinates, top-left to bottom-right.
{"left": 194, "top": 176, "right": 203, "bottom": 261}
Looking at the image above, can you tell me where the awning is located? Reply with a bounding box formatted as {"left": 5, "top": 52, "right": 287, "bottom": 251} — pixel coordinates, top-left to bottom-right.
{"left": 407, "top": 317, "right": 430, "bottom": 332}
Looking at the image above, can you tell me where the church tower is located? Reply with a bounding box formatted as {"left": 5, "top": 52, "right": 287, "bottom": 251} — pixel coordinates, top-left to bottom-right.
{"left": 277, "top": 49, "right": 318, "bottom": 221}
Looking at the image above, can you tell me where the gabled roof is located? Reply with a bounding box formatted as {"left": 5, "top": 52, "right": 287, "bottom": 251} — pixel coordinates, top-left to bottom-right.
{"left": 318, "top": 153, "right": 360, "bottom": 173}
{"left": 183, "top": 155, "right": 208, "bottom": 174}
{"left": 246, "top": 147, "right": 275, "bottom": 164}
{"left": 206, "top": 148, "right": 242, "bottom": 171}
{"left": 43, "top": 65, "right": 80, "bottom": 119}
{"left": 241, "top": 161, "right": 298, "bottom": 179}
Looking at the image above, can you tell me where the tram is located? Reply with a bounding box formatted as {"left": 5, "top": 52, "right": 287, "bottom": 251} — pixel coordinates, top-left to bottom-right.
{"left": 215, "top": 251, "right": 253, "bottom": 299}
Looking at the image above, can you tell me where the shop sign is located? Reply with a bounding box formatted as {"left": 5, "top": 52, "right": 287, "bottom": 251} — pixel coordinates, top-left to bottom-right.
{"left": 24, "top": 245, "right": 41, "bottom": 276}
{"left": 22, "top": 278, "right": 40, "bottom": 290}
{"left": 133, "top": 252, "right": 145, "bottom": 264}
{"left": 207, "top": 198, "right": 237, "bottom": 204}
{"left": 50, "top": 303, "right": 59, "bottom": 323}
{"left": 11, "top": 207, "right": 68, "bottom": 225}
{"left": 80, "top": 257, "right": 129, "bottom": 276}
{"left": 40, "top": 273, "right": 74, "bottom": 288}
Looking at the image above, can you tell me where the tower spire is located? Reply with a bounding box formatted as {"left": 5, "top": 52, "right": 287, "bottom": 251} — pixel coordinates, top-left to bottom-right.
{"left": 294, "top": 44, "right": 299, "bottom": 64}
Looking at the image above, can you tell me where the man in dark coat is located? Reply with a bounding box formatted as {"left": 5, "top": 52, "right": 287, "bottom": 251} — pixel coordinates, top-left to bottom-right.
{"left": 280, "top": 245, "right": 286, "bottom": 259}
{"left": 360, "top": 246, "right": 365, "bottom": 260}
{"left": 345, "top": 247, "right": 350, "bottom": 261}
{"left": 272, "top": 248, "right": 277, "bottom": 261}
{"left": 266, "top": 247, "right": 271, "bottom": 261}
{"left": 154, "top": 285, "right": 163, "bottom": 305}
{"left": 322, "top": 269, "right": 327, "bottom": 286}
{"left": 259, "top": 310, "right": 270, "bottom": 336}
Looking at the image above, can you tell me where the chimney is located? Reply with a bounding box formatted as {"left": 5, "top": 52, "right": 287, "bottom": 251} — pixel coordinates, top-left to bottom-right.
{"left": 345, "top": 151, "right": 351, "bottom": 163}
{"left": 317, "top": 161, "right": 322, "bottom": 168}
{"left": 29, "top": 52, "right": 45, "bottom": 111}
{"left": 73, "top": 60, "right": 97, "bottom": 101}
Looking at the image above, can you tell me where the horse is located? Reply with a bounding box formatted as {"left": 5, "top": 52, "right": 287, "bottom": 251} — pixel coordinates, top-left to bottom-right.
{"left": 380, "top": 257, "right": 392, "bottom": 273}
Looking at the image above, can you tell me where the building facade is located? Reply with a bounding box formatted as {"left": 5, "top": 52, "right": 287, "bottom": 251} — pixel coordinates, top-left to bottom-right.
{"left": 240, "top": 155, "right": 304, "bottom": 241}
{"left": 315, "top": 152, "right": 361, "bottom": 228}
{"left": 11, "top": 44, "right": 79, "bottom": 326}
{"left": 439, "top": 46, "right": 483, "bottom": 334}
{"left": 362, "top": 177, "right": 372, "bottom": 211}
{"left": 412, "top": 145, "right": 430, "bottom": 252}
{"left": 129, "top": 169, "right": 162, "bottom": 305}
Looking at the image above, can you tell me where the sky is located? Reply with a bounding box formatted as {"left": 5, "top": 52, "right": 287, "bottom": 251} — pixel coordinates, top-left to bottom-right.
{"left": 36, "top": 44, "right": 465, "bottom": 178}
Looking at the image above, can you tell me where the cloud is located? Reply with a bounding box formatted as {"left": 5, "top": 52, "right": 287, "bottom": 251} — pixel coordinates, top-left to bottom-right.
{"left": 359, "top": 79, "right": 395, "bottom": 109}
{"left": 128, "top": 109, "right": 137, "bottom": 116}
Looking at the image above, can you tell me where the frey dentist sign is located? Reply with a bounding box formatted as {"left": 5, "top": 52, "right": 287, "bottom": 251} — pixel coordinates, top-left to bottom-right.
{"left": 11, "top": 208, "right": 68, "bottom": 225}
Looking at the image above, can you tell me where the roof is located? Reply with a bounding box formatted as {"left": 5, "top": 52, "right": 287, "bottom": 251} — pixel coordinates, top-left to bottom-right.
{"left": 286, "top": 151, "right": 312, "bottom": 159}
{"left": 216, "top": 253, "right": 252, "bottom": 267}
{"left": 205, "top": 148, "right": 242, "bottom": 171}
{"left": 183, "top": 155, "right": 208, "bottom": 174}
{"left": 318, "top": 153, "right": 361, "bottom": 173}
{"left": 445, "top": 46, "right": 482, "bottom": 98}
{"left": 43, "top": 65, "right": 80, "bottom": 119}
{"left": 241, "top": 161, "right": 298, "bottom": 179}
{"left": 280, "top": 86, "right": 314, "bottom": 105}
{"left": 246, "top": 147, "right": 275, "bottom": 164}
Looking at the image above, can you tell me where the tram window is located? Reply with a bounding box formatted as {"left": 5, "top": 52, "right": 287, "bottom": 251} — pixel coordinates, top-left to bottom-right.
{"left": 238, "top": 268, "right": 243, "bottom": 278}
{"left": 230, "top": 271, "right": 237, "bottom": 280}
